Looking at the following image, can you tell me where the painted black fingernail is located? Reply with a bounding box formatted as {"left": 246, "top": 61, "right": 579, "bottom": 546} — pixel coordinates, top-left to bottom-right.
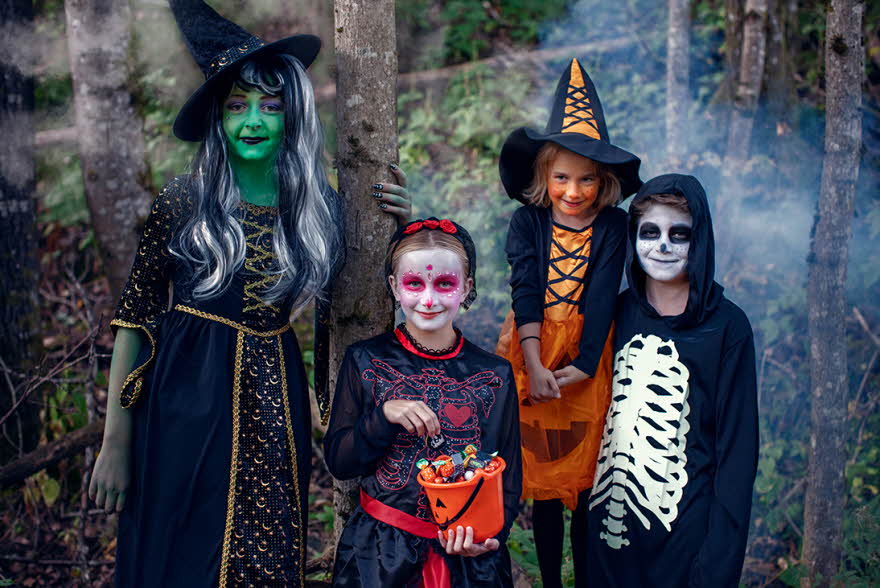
{"left": 390, "top": 163, "right": 398, "bottom": 169}
{"left": 379, "top": 203, "right": 388, "bottom": 209}
{"left": 372, "top": 183, "right": 383, "bottom": 190}
{"left": 372, "top": 192, "right": 382, "bottom": 198}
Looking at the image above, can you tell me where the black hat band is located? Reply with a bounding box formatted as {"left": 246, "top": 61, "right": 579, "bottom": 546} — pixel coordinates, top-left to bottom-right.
{"left": 207, "top": 36, "right": 267, "bottom": 78}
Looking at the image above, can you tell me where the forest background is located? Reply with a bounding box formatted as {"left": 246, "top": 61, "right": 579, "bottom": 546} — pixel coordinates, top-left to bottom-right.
{"left": 0, "top": 0, "right": 878, "bottom": 586}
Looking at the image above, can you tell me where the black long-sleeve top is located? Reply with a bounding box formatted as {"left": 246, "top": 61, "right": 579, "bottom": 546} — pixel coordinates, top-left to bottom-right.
{"left": 505, "top": 204, "right": 627, "bottom": 376}
{"left": 587, "top": 174, "right": 759, "bottom": 587}
{"left": 324, "top": 330, "right": 522, "bottom": 541}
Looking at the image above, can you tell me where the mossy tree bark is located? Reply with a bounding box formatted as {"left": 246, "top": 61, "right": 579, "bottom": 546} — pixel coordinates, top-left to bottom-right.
{"left": 329, "top": 0, "right": 399, "bottom": 543}
{"left": 0, "top": 0, "right": 41, "bottom": 462}
{"left": 802, "top": 0, "right": 864, "bottom": 584}
{"left": 64, "top": 0, "right": 152, "bottom": 302}
{"left": 716, "top": 0, "right": 768, "bottom": 273}
{"left": 665, "top": 0, "right": 690, "bottom": 168}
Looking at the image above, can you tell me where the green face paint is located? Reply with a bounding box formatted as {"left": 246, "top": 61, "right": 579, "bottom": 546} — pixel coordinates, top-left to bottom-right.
{"left": 222, "top": 84, "right": 284, "bottom": 164}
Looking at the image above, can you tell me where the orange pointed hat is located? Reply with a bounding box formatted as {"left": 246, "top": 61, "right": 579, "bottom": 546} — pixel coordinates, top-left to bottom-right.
{"left": 499, "top": 58, "right": 642, "bottom": 203}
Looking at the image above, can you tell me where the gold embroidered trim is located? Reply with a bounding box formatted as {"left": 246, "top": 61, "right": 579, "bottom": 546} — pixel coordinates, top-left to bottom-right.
{"left": 173, "top": 305, "right": 289, "bottom": 337}
{"left": 241, "top": 218, "right": 281, "bottom": 313}
{"left": 278, "top": 335, "right": 305, "bottom": 585}
{"left": 109, "top": 319, "right": 157, "bottom": 409}
{"left": 218, "top": 331, "right": 244, "bottom": 587}
{"left": 239, "top": 200, "right": 277, "bottom": 213}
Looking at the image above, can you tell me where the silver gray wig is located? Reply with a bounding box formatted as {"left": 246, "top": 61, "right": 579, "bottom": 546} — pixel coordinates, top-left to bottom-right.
{"left": 170, "top": 54, "right": 341, "bottom": 307}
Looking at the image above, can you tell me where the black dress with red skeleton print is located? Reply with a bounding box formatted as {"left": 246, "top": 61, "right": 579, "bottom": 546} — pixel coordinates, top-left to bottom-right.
{"left": 324, "top": 327, "right": 522, "bottom": 587}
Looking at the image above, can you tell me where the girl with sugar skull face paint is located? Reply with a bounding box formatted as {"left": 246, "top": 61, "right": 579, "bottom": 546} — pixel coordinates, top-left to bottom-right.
{"left": 324, "top": 219, "right": 522, "bottom": 587}
{"left": 586, "top": 175, "right": 758, "bottom": 588}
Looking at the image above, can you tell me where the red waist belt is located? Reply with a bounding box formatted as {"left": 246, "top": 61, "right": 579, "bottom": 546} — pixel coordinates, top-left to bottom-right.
{"left": 359, "top": 489, "right": 451, "bottom": 588}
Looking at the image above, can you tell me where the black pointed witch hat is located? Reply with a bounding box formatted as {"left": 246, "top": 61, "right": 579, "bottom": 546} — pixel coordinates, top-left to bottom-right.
{"left": 170, "top": 0, "right": 321, "bottom": 142}
{"left": 499, "top": 58, "right": 642, "bottom": 203}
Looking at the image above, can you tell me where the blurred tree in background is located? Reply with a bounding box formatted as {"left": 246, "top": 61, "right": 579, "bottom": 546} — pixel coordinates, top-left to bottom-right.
{"left": 0, "top": 0, "right": 878, "bottom": 585}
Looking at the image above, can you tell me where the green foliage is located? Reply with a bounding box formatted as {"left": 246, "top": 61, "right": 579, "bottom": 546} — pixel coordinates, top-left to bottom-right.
{"left": 439, "top": 0, "right": 568, "bottom": 62}
{"left": 37, "top": 148, "right": 89, "bottom": 227}
{"left": 837, "top": 496, "right": 880, "bottom": 586}
{"left": 506, "top": 520, "right": 541, "bottom": 580}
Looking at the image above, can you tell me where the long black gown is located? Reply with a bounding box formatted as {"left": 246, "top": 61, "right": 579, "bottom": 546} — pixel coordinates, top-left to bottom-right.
{"left": 111, "top": 176, "right": 318, "bottom": 587}
{"left": 323, "top": 327, "right": 522, "bottom": 587}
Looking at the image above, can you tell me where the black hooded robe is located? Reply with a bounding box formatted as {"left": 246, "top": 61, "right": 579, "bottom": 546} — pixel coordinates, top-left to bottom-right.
{"left": 324, "top": 329, "right": 522, "bottom": 587}
{"left": 586, "top": 174, "right": 759, "bottom": 588}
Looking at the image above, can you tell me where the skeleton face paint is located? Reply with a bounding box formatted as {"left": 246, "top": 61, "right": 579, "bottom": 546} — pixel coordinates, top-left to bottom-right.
{"left": 636, "top": 204, "right": 692, "bottom": 283}
{"left": 389, "top": 248, "right": 471, "bottom": 333}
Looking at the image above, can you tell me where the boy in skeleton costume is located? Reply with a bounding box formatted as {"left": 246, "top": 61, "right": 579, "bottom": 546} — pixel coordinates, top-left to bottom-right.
{"left": 587, "top": 174, "right": 758, "bottom": 587}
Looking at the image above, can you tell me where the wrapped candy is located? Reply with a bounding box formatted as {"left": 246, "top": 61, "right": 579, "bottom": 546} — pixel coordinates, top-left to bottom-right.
{"left": 417, "top": 445, "right": 503, "bottom": 484}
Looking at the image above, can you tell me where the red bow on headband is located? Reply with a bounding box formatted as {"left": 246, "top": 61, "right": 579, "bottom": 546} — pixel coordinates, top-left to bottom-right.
{"left": 403, "top": 219, "right": 458, "bottom": 235}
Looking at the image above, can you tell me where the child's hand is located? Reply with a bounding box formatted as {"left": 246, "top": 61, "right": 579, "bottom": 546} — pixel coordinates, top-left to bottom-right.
{"left": 528, "top": 365, "right": 560, "bottom": 404}
{"left": 554, "top": 365, "right": 589, "bottom": 388}
{"left": 438, "top": 526, "right": 500, "bottom": 557}
{"left": 382, "top": 399, "right": 440, "bottom": 437}
{"left": 372, "top": 164, "right": 411, "bottom": 224}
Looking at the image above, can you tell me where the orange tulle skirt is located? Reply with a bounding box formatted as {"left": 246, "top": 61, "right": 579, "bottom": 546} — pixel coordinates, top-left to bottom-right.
{"left": 496, "top": 310, "right": 613, "bottom": 510}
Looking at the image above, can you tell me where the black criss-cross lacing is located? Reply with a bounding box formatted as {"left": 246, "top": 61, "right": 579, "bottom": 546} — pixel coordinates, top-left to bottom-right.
{"left": 545, "top": 234, "right": 590, "bottom": 309}
{"left": 561, "top": 84, "right": 600, "bottom": 136}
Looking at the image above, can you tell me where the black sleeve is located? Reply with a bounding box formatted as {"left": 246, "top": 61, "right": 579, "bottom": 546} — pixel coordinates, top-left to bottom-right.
{"left": 323, "top": 347, "right": 402, "bottom": 480}
{"left": 110, "top": 177, "right": 185, "bottom": 408}
{"left": 496, "top": 370, "right": 522, "bottom": 543}
{"left": 571, "top": 209, "right": 626, "bottom": 376}
{"left": 506, "top": 208, "right": 544, "bottom": 327}
{"left": 690, "top": 324, "right": 759, "bottom": 587}
{"left": 313, "top": 296, "right": 332, "bottom": 426}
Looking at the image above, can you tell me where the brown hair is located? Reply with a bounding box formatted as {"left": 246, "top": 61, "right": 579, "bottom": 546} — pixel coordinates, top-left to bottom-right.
{"left": 629, "top": 192, "right": 690, "bottom": 223}
{"left": 386, "top": 230, "right": 470, "bottom": 277}
{"left": 522, "top": 142, "right": 622, "bottom": 210}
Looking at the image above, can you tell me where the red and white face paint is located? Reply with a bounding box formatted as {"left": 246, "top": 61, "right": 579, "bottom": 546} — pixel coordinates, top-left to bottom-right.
{"left": 389, "top": 248, "right": 471, "bottom": 334}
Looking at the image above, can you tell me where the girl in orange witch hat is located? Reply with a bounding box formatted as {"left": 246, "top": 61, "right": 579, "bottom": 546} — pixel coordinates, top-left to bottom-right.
{"left": 495, "top": 58, "right": 642, "bottom": 588}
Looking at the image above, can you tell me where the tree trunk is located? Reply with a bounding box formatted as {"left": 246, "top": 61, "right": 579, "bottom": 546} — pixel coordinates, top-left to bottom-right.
{"left": 724, "top": 0, "right": 768, "bottom": 168}
{"left": 665, "top": 0, "right": 690, "bottom": 167}
{"left": 0, "top": 0, "right": 41, "bottom": 463}
{"left": 330, "top": 0, "right": 399, "bottom": 541}
{"left": 801, "top": 0, "right": 864, "bottom": 584}
{"left": 64, "top": 0, "right": 152, "bottom": 302}
{"left": 716, "top": 0, "right": 768, "bottom": 273}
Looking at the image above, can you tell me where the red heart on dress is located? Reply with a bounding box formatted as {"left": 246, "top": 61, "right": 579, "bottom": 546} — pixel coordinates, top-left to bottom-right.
{"left": 442, "top": 404, "right": 472, "bottom": 427}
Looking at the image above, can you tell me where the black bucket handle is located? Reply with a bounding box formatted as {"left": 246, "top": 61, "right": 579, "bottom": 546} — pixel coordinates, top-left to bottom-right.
{"left": 437, "top": 477, "right": 485, "bottom": 531}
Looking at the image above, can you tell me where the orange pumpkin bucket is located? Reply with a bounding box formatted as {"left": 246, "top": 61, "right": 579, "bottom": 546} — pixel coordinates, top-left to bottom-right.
{"left": 417, "top": 457, "right": 506, "bottom": 543}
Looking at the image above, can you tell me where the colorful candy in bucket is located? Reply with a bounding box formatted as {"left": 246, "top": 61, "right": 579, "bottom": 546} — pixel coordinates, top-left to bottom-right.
{"left": 416, "top": 442, "right": 506, "bottom": 543}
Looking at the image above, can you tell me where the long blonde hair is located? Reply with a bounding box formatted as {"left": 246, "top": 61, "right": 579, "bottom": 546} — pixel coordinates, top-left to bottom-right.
{"left": 522, "top": 142, "right": 621, "bottom": 210}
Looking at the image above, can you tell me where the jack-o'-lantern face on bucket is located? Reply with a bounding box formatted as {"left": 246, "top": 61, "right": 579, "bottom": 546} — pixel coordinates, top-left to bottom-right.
{"left": 421, "top": 459, "right": 506, "bottom": 543}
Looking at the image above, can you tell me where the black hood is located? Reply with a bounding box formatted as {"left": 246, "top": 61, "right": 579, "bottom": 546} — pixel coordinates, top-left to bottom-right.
{"left": 626, "top": 174, "right": 724, "bottom": 329}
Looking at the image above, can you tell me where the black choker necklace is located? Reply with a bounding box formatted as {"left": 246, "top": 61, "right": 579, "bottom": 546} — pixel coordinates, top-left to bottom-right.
{"left": 397, "top": 323, "right": 462, "bottom": 357}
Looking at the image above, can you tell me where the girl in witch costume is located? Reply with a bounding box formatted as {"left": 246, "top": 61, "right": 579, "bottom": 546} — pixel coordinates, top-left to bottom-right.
{"left": 587, "top": 175, "right": 758, "bottom": 587}
{"left": 324, "top": 219, "right": 522, "bottom": 587}
{"left": 494, "top": 58, "right": 642, "bottom": 588}
{"left": 87, "top": 1, "right": 409, "bottom": 585}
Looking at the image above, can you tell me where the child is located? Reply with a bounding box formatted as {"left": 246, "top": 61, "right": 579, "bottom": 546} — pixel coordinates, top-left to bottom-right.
{"left": 324, "top": 218, "right": 522, "bottom": 587}
{"left": 87, "top": 2, "right": 407, "bottom": 584}
{"left": 587, "top": 174, "right": 758, "bottom": 587}
{"left": 494, "top": 58, "right": 642, "bottom": 588}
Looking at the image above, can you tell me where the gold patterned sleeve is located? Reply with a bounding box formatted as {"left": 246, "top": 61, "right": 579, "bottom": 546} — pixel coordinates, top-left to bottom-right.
{"left": 110, "top": 176, "right": 187, "bottom": 408}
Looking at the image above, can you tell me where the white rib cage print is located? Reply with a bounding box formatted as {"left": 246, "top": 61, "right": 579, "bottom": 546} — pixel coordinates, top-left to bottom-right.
{"left": 589, "top": 333, "right": 691, "bottom": 549}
